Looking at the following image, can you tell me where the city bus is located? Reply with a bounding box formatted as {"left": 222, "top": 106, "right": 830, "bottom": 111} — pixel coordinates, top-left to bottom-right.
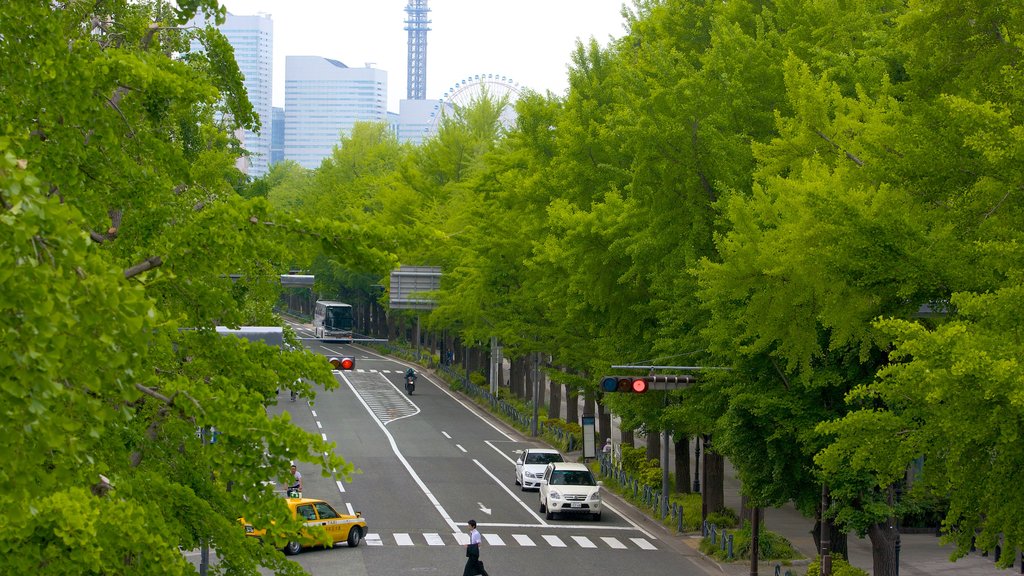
{"left": 313, "top": 301, "right": 354, "bottom": 341}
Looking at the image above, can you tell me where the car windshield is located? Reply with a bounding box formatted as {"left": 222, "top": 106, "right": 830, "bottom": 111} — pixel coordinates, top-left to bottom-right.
{"left": 550, "top": 470, "right": 596, "bottom": 486}
{"left": 526, "top": 452, "right": 563, "bottom": 465}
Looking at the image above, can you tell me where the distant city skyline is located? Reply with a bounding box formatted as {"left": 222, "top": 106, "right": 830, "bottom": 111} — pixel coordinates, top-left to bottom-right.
{"left": 219, "top": 0, "right": 630, "bottom": 112}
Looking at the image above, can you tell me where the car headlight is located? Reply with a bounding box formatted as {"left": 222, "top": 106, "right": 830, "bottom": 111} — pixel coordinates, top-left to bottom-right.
{"left": 526, "top": 471, "right": 541, "bottom": 479}
{"left": 590, "top": 492, "right": 601, "bottom": 501}
{"left": 549, "top": 490, "right": 562, "bottom": 500}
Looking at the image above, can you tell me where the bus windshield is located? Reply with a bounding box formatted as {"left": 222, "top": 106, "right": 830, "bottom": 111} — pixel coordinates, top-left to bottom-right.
{"left": 314, "top": 301, "right": 353, "bottom": 340}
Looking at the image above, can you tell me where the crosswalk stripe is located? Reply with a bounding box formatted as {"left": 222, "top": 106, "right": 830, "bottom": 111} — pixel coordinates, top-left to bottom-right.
{"left": 631, "top": 537, "right": 657, "bottom": 550}
{"left": 512, "top": 534, "right": 535, "bottom": 546}
{"left": 542, "top": 535, "right": 566, "bottom": 547}
{"left": 357, "top": 531, "right": 654, "bottom": 550}
{"left": 601, "top": 536, "right": 627, "bottom": 549}
{"left": 572, "top": 535, "right": 597, "bottom": 548}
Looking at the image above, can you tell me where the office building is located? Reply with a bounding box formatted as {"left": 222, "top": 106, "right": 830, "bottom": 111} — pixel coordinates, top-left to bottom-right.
{"left": 393, "top": 98, "right": 440, "bottom": 145}
{"left": 270, "top": 107, "right": 284, "bottom": 165}
{"left": 190, "top": 12, "right": 273, "bottom": 178}
{"left": 284, "top": 56, "right": 387, "bottom": 169}
{"left": 213, "top": 13, "right": 273, "bottom": 177}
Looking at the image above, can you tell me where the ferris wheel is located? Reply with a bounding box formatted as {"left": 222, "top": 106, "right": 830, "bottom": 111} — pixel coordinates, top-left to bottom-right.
{"left": 429, "top": 72, "right": 524, "bottom": 132}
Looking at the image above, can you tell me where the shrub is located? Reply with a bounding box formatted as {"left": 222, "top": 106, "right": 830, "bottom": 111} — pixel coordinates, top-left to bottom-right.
{"left": 805, "top": 553, "right": 868, "bottom": 576}
{"left": 618, "top": 445, "right": 662, "bottom": 487}
{"left": 699, "top": 525, "right": 800, "bottom": 562}
{"left": 706, "top": 507, "right": 739, "bottom": 529}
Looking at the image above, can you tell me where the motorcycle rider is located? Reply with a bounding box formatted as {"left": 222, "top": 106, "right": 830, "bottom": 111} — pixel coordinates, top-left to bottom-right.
{"left": 404, "top": 367, "right": 417, "bottom": 394}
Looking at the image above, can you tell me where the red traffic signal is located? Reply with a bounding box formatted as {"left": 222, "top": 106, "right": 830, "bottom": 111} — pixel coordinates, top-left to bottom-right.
{"left": 600, "top": 376, "right": 647, "bottom": 393}
{"left": 600, "top": 374, "right": 696, "bottom": 392}
{"left": 329, "top": 356, "right": 355, "bottom": 370}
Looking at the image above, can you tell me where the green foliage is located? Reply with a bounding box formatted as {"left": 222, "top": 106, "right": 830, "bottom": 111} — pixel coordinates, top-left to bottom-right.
{"left": 595, "top": 461, "right": 704, "bottom": 532}
{"left": 706, "top": 508, "right": 739, "bottom": 529}
{"left": 699, "top": 525, "right": 800, "bottom": 562}
{"left": 617, "top": 445, "right": 663, "bottom": 488}
{"left": 805, "top": 553, "right": 869, "bottom": 576}
{"left": 0, "top": 3, "right": 357, "bottom": 573}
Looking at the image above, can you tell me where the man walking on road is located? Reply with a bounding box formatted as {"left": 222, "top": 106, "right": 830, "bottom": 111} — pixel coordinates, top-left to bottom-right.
{"left": 462, "top": 519, "right": 489, "bottom": 576}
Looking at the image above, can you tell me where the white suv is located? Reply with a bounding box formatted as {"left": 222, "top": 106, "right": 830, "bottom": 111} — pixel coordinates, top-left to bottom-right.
{"left": 538, "top": 462, "right": 602, "bottom": 521}
{"left": 515, "top": 448, "right": 564, "bottom": 491}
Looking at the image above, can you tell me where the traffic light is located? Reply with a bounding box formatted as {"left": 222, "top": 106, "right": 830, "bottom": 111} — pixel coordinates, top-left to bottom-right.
{"left": 600, "top": 376, "right": 649, "bottom": 393}
{"left": 600, "top": 374, "right": 696, "bottom": 392}
{"left": 329, "top": 356, "right": 355, "bottom": 370}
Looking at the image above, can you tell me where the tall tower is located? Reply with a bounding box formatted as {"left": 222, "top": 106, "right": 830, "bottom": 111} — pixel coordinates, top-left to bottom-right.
{"left": 404, "top": 0, "right": 431, "bottom": 100}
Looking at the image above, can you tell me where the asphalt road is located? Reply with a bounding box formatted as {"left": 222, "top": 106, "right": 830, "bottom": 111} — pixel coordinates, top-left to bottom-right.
{"left": 192, "top": 321, "right": 716, "bottom": 575}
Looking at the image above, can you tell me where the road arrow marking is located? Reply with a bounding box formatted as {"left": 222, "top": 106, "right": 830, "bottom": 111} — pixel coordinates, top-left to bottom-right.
{"left": 478, "top": 502, "right": 492, "bottom": 515}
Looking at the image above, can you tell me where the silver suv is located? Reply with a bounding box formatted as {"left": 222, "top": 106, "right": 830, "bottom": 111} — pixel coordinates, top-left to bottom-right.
{"left": 538, "top": 462, "right": 602, "bottom": 521}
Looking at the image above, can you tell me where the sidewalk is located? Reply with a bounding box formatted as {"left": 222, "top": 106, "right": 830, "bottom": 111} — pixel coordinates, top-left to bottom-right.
{"left": 592, "top": 418, "right": 1017, "bottom": 575}
{"left": 429, "top": 352, "right": 1017, "bottom": 575}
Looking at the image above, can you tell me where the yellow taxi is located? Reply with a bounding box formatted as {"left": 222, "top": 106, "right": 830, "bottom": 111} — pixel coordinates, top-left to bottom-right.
{"left": 242, "top": 497, "right": 368, "bottom": 555}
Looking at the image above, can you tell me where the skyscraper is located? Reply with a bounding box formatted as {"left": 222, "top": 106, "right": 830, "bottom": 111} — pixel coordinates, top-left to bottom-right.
{"left": 284, "top": 57, "right": 388, "bottom": 169}
{"left": 210, "top": 13, "right": 273, "bottom": 178}
{"left": 270, "top": 107, "right": 284, "bottom": 166}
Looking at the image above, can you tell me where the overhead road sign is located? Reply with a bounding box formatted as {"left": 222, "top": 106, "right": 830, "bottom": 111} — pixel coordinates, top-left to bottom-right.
{"left": 390, "top": 266, "right": 441, "bottom": 310}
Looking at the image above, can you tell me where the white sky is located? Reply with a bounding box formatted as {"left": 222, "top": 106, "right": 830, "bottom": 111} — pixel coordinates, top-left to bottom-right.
{"left": 219, "top": 0, "right": 631, "bottom": 112}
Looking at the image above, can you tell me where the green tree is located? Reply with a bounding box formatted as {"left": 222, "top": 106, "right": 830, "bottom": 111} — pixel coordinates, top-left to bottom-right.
{"left": 0, "top": 3, "right": 366, "bottom": 573}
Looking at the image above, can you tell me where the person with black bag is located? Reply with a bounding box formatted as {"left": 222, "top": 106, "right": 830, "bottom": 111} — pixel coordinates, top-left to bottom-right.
{"left": 462, "top": 519, "right": 489, "bottom": 576}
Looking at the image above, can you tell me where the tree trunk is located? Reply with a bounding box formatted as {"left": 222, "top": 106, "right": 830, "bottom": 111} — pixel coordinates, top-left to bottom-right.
{"left": 510, "top": 356, "right": 526, "bottom": 398}
{"left": 812, "top": 520, "right": 850, "bottom": 560}
{"left": 547, "top": 379, "right": 561, "bottom": 419}
{"left": 702, "top": 436, "right": 725, "bottom": 517}
{"left": 674, "top": 435, "right": 690, "bottom": 493}
{"left": 622, "top": 428, "right": 634, "bottom": 449}
{"left": 867, "top": 520, "right": 900, "bottom": 576}
{"left": 646, "top": 429, "right": 660, "bottom": 461}
{"left": 583, "top": 390, "right": 596, "bottom": 419}
{"left": 566, "top": 386, "right": 579, "bottom": 425}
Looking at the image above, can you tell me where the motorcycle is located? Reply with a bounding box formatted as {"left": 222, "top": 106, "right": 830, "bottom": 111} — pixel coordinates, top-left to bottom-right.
{"left": 404, "top": 375, "right": 416, "bottom": 395}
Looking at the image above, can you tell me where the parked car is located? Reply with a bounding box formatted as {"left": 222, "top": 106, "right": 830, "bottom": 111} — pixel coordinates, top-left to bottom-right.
{"left": 538, "top": 462, "right": 602, "bottom": 521}
{"left": 241, "top": 497, "right": 367, "bottom": 555}
{"left": 515, "top": 448, "right": 564, "bottom": 491}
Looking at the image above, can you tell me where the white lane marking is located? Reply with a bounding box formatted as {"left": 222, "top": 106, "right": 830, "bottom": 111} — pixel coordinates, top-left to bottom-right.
{"left": 394, "top": 533, "right": 414, "bottom": 546}
{"left": 512, "top": 534, "right": 535, "bottom": 546}
{"left": 310, "top": 410, "right": 317, "bottom": 418}
{"left": 601, "top": 536, "right": 627, "bottom": 549}
{"left": 483, "top": 533, "right": 504, "bottom": 546}
{"left": 456, "top": 444, "right": 467, "bottom": 453}
{"left": 345, "top": 503, "right": 355, "bottom": 515}
{"left": 340, "top": 372, "right": 460, "bottom": 532}
{"left": 442, "top": 431, "right": 452, "bottom": 439}
{"left": 336, "top": 480, "right": 345, "bottom": 493}
{"left": 365, "top": 533, "right": 383, "bottom": 546}
{"left": 424, "top": 533, "right": 444, "bottom": 546}
{"left": 542, "top": 535, "right": 566, "bottom": 547}
{"left": 316, "top": 421, "right": 323, "bottom": 429}
{"left": 572, "top": 535, "right": 598, "bottom": 548}
{"left": 453, "top": 532, "right": 470, "bottom": 545}
{"left": 321, "top": 433, "right": 327, "bottom": 441}
{"left": 631, "top": 537, "right": 657, "bottom": 550}
{"left": 470, "top": 459, "right": 547, "bottom": 524}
